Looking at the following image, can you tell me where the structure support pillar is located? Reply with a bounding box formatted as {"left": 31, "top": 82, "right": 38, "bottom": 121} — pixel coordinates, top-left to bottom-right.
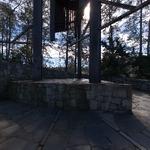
{"left": 89, "top": 0, "right": 101, "bottom": 83}
{"left": 50, "top": 0, "right": 55, "bottom": 41}
{"left": 32, "top": 0, "right": 43, "bottom": 80}
{"left": 65, "top": 9, "right": 69, "bottom": 72}
{"left": 139, "top": 0, "right": 143, "bottom": 56}
{"left": 147, "top": 20, "right": 150, "bottom": 56}
{"left": 77, "top": 15, "right": 82, "bottom": 79}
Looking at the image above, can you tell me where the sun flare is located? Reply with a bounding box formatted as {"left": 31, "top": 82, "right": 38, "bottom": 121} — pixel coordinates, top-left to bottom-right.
{"left": 83, "top": 3, "right": 90, "bottom": 20}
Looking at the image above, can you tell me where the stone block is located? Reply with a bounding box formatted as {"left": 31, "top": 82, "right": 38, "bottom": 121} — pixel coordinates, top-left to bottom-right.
{"left": 56, "top": 100, "right": 63, "bottom": 108}
{"left": 112, "top": 87, "right": 127, "bottom": 98}
{"left": 100, "top": 86, "right": 112, "bottom": 96}
{"left": 66, "top": 145, "right": 91, "bottom": 150}
{"left": 7, "top": 79, "right": 132, "bottom": 113}
{"left": 70, "top": 99, "right": 76, "bottom": 108}
{"left": 89, "top": 100, "right": 98, "bottom": 110}
{"left": 122, "top": 99, "right": 132, "bottom": 110}
{"left": 109, "top": 103, "right": 118, "bottom": 111}
{"left": 111, "top": 98, "right": 122, "bottom": 105}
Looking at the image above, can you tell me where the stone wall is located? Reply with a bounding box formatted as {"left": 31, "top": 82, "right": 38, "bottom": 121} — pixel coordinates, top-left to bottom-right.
{"left": 0, "top": 62, "right": 75, "bottom": 80}
{"left": 109, "top": 77, "right": 150, "bottom": 92}
{"left": 0, "top": 62, "right": 77, "bottom": 99}
{"left": 8, "top": 79, "right": 132, "bottom": 113}
{"left": 0, "top": 63, "right": 9, "bottom": 99}
{"left": 0, "top": 62, "right": 32, "bottom": 80}
{"left": 0, "top": 62, "right": 32, "bottom": 99}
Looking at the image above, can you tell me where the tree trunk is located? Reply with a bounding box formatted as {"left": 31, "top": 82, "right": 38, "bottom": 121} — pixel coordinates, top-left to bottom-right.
{"left": 77, "top": 15, "right": 82, "bottom": 79}
{"left": 74, "top": 27, "right": 77, "bottom": 75}
{"left": 139, "top": 0, "right": 143, "bottom": 56}
{"left": 32, "top": 0, "right": 43, "bottom": 80}
{"left": 147, "top": 20, "right": 150, "bottom": 56}
{"left": 26, "top": 20, "right": 30, "bottom": 64}
{"left": 108, "top": 0, "right": 114, "bottom": 50}
{"left": 1, "top": 18, "right": 4, "bottom": 59}
{"left": 7, "top": 17, "right": 12, "bottom": 61}
{"left": 65, "top": 9, "right": 69, "bottom": 72}
{"left": 89, "top": 0, "right": 101, "bottom": 83}
{"left": 5, "top": 18, "right": 9, "bottom": 60}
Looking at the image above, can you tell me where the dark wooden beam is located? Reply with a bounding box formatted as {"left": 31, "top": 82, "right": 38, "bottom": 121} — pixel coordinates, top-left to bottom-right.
{"left": 0, "top": 41, "right": 31, "bottom": 44}
{"left": 101, "top": 0, "right": 150, "bottom": 29}
{"left": 147, "top": 20, "right": 150, "bottom": 56}
{"left": 32, "top": 0, "right": 43, "bottom": 80}
{"left": 65, "top": 9, "right": 69, "bottom": 72}
{"left": 139, "top": 0, "right": 143, "bottom": 56}
{"left": 77, "top": 14, "right": 82, "bottom": 79}
{"left": 11, "top": 25, "right": 32, "bottom": 43}
{"left": 76, "top": 0, "right": 89, "bottom": 18}
{"left": 82, "top": 20, "right": 90, "bottom": 36}
{"left": 50, "top": 0, "right": 55, "bottom": 41}
{"left": 101, "top": 0, "right": 136, "bottom": 10}
{"left": 89, "top": 0, "right": 101, "bottom": 83}
{"left": 70, "top": 0, "right": 150, "bottom": 46}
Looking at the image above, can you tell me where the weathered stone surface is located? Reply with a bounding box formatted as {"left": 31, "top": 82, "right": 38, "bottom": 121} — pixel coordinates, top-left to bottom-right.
{"left": 91, "top": 147, "right": 104, "bottom": 150}
{"left": 43, "top": 133, "right": 68, "bottom": 150}
{"left": 8, "top": 79, "right": 132, "bottom": 112}
{"left": 0, "top": 64, "right": 8, "bottom": 99}
{"left": 56, "top": 100, "right": 64, "bottom": 108}
{"left": 0, "top": 137, "right": 37, "bottom": 150}
{"left": 65, "top": 145, "right": 91, "bottom": 150}
{"left": 1, "top": 93, "right": 150, "bottom": 150}
{"left": 110, "top": 77, "right": 150, "bottom": 93}
{"left": 89, "top": 100, "right": 98, "bottom": 110}
{"left": 67, "top": 129, "right": 89, "bottom": 146}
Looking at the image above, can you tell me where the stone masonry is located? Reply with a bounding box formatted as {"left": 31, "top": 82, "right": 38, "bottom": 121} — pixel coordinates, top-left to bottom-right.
{"left": 8, "top": 79, "right": 132, "bottom": 113}
{"left": 110, "top": 77, "right": 150, "bottom": 92}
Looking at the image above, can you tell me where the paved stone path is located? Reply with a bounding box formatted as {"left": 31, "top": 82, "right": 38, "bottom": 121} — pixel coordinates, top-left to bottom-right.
{"left": 0, "top": 90, "right": 149, "bottom": 150}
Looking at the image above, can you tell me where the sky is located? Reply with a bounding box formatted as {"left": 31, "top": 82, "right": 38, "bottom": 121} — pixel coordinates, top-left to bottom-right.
{"left": 21, "top": 1, "right": 150, "bottom": 65}
{"left": 1, "top": 1, "right": 150, "bottom": 67}
{"left": 83, "top": 3, "right": 90, "bottom": 20}
{"left": 46, "top": 3, "right": 91, "bottom": 67}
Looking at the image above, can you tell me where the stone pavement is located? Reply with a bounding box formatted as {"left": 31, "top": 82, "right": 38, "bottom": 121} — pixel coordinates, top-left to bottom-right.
{"left": 0, "top": 90, "right": 149, "bottom": 150}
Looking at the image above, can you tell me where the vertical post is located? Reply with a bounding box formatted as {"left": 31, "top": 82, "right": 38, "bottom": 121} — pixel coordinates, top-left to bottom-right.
{"left": 1, "top": 18, "right": 4, "bottom": 59}
{"left": 89, "top": 0, "right": 101, "bottom": 83}
{"left": 32, "top": 0, "right": 43, "bottom": 80}
{"left": 74, "top": 26, "right": 77, "bottom": 75}
{"left": 77, "top": 15, "right": 82, "bottom": 79}
{"left": 50, "top": 0, "right": 55, "bottom": 41}
{"left": 139, "top": 0, "right": 143, "bottom": 56}
{"left": 147, "top": 20, "right": 150, "bottom": 56}
{"left": 74, "top": 46, "right": 77, "bottom": 75}
{"left": 7, "top": 17, "right": 11, "bottom": 61}
{"left": 77, "top": 0, "right": 84, "bottom": 79}
{"left": 65, "top": 9, "right": 69, "bottom": 72}
{"left": 132, "top": 47, "right": 135, "bottom": 55}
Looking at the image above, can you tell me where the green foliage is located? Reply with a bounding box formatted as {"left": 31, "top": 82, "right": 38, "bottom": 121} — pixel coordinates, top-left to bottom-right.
{"left": 102, "top": 35, "right": 150, "bottom": 79}
{"left": 10, "top": 45, "right": 32, "bottom": 64}
{"left": 102, "top": 37, "right": 131, "bottom": 77}
{"left": 0, "top": 2, "right": 16, "bottom": 29}
{"left": 10, "top": 50, "right": 22, "bottom": 63}
{"left": 133, "top": 56, "right": 150, "bottom": 79}
{"left": 0, "top": 53, "right": 3, "bottom": 62}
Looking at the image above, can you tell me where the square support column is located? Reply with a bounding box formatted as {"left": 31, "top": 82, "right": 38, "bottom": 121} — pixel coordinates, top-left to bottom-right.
{"left": 50, "top": 0, "right": 55, "bottom": 41}
{"left": 32, "top": 0, "right": 43, "bottom": 80}
{"left": 89, "top": 0, "right": 101, "bottom": 83}
{"left": 77, "top": 14, "right": 82, "bottom": 79}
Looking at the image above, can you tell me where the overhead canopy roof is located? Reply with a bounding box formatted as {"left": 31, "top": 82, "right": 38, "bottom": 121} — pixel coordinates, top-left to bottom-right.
{"left": 58, "top": 0, "right": 89, "bottom": 10}
{"left": 58, "top": 0, "right": 79, "bottom": 10}
{"left": 50, "top": 0, "right": 89, "bottom": 37}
